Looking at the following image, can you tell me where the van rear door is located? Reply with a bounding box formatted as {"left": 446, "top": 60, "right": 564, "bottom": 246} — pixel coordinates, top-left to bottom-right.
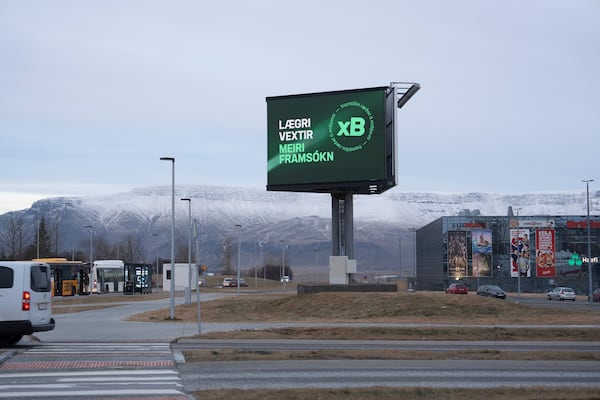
{"left": 28, "top": 263, "right": 53, "bottom": 329}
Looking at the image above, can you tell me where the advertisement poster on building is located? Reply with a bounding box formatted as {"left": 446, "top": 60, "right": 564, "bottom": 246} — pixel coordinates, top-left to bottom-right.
{"left": 535, "top": 229, "right": 556, "bottom": 277}
{"left": 510, "top": 229, "right": 531, "bottom": 277}
{"left": 448, "top": 231, "right": 467, "bottom": 277}
{"left": 472, "top": 230, "right": 492, "bottom": 277}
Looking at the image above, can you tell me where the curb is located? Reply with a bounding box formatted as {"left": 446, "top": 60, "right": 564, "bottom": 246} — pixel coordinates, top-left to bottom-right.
{"left": 0, "top": 349, "right": 17, "bottom": 364}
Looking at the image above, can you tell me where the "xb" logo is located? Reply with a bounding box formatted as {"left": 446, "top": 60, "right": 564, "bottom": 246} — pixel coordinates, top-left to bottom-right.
{"left": 337, "top": 117, "right": 366, "bottom": 137}
{"left": 328, "top": 101, "right": 374, "bottom": 152}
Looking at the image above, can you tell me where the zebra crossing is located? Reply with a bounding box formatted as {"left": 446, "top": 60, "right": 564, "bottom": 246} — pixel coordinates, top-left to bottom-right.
{"left": 0, "top": 342, "right": 190, "bottom": 399}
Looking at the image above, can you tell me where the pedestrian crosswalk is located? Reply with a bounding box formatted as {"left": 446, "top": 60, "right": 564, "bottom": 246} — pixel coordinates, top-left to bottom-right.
{"left": 0, "top": 342, "right": 190, "bottom": 399}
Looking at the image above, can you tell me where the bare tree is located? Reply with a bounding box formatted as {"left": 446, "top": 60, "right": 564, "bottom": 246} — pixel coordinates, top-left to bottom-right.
{"left": 24, "top": 217, "right": 51, "bottom": 259}
{"left": 220, "top": 236, "right": 234, "bottom": 275}
{"left": 50, "top": 216, "right": 60, "bottom": 255}
{"left": 120, "top": 234, "right": 143, "bottom": 263}
{"left": 4, "top": 214, "right": 25, "bottom": 260}
{"left": 94, "top": 234, "right": 115, "bottom": 260}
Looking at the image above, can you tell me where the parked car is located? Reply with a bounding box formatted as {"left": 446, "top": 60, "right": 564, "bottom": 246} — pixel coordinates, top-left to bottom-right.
{"left": 592, "top": 288, "right": 600, "bottom": 302}
{"left": 476, "top": 284, "right": 506, "bottom": 299}
{"left": 445, "top": 282, "right": 468, "bottom": 294}
{"left": 222, "top": 277, "right": 234, "bottom": 287}
{"left": 547, "top": 286, "right": 576, "bottom": 301}
{"left": 230, "top": 278, "right": 248, "bottom": 287}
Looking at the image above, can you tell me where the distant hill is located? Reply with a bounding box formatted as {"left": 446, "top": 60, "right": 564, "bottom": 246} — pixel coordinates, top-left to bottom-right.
{"left": 0, "top": 185, "right": 596, "bottom": 274}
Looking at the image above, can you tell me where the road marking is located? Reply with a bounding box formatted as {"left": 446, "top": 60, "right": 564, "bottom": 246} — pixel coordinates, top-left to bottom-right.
{"left": 0, "top": 342, "right": 188, "bottom": 398}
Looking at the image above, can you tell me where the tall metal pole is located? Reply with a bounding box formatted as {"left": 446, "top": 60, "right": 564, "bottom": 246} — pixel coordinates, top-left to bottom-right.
{"left": 280, "top": 239, "right": 286, "bottom": 288}
{"left": 583, "top": 179, "right": 594, "bottom": 303}
{"left": 194, "top": 219, "right": 201, "bottom": 335}
{"left": 160, "top": 157, "right": 176, "bottom": 320}
{"left": 181, "top": 198, "right": 192, "bottom": 305}
{"left": 36, "top": 219, "right": 40, "bottom": 259}
{"left": 85, "top": 225, "right": 93, "bottom": 295}
{"left": 235, "top": 224, "right": 242, "bottom": 295}
{"left": 152, "top": 233, "right": 159, "bottom": 289}
{"left": 412, "top": 228, "right": 417, "bottom": 277}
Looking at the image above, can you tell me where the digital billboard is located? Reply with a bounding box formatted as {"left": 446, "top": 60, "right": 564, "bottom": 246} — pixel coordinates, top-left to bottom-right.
{"left": 266, "top": 86, "right": 396, "bottom": 194}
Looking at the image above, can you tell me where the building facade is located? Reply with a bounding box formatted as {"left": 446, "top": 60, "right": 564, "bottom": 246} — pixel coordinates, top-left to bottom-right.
{"left": 416, "top": 215, "right": 599, "bottom": 295}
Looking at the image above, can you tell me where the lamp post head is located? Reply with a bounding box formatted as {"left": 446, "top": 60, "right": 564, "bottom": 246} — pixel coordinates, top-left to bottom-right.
{"left": 160, "top": 157, "right": 175, "bottom": 162}
{"left": 181, "top": 198, "right": 191, "bottom": 202}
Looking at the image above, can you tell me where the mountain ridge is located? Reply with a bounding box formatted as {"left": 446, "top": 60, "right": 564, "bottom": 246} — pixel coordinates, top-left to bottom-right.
{"left": 0, "top": 185, "right": 597, "bottom": 273}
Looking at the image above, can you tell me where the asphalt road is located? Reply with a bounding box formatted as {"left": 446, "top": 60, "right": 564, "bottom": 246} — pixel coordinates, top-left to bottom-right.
{"left": 179, "top": 359, "right": 600, "bottom": 391}
{"left": 2, "top": 292, "right": 599, "bottom": 396}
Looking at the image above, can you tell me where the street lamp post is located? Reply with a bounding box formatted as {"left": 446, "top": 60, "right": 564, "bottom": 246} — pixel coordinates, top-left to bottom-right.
{"left": 85, "top": 225, "right": 93, "bottom": 294}
{"left": 280, "top": 239, "right": 286, "bottom": 288}
{"left": 36, "top": 219, "right": 40, "bottom": 259}
{"left": 583, "top": 179, "right": 594, "bottom": 303}
{"left": 152, "top": 233, "right": 159, "bottom": 289}
{"left": 235, "top": 224, "right": 242, "bottom": 295}
{"left": 160, "top": 157, "right": 176, "bottom": 320}
{"left": 193, "top": 218, "right": 201, "bottom": 335}
{"left": 181, "top": 198, "right": 192, "bottom": 305}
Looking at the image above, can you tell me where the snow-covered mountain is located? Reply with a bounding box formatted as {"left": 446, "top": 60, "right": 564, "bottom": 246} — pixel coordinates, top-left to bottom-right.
{"left": 0, "top": 185, "right": 597, "bottom": 272}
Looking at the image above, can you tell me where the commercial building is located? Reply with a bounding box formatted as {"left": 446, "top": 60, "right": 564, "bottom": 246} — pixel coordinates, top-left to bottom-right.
{"left": 415, "top": 213, "right": 599, "bottom": 294}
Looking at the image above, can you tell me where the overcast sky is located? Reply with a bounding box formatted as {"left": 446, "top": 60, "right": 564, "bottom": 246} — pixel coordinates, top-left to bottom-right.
{"left": 1, "top": 0, "right": 599, "bottom": 214}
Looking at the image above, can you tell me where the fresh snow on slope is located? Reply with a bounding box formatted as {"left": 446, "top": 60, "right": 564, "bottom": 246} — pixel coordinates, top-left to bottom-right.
{"left": 0, "top": 185, "right": 597, "bottom": 270}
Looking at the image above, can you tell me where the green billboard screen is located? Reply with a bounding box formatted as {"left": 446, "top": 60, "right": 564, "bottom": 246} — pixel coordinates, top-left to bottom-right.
{"left": 266, "top": 86, "right": 396, "bottom": 194}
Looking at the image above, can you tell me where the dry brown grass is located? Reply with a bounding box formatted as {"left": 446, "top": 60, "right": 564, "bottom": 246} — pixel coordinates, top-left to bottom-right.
{"left": 183, "top": 348, "right": 600, "bottom": 362}
{"left": 191, "top": 387, "right": 600, "bottom": 400}
{"left": 127, "top": 291, "right": 600, "bottom": 325}
{"left": 196, "top": 325, "right": 600, "bottom": 341}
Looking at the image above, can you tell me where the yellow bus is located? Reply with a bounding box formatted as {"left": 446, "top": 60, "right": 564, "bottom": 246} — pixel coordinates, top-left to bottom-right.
{"left": 32, "top": 258, "right": 89, "bottom": 296}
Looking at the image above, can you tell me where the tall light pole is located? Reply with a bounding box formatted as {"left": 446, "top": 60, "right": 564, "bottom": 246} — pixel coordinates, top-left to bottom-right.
{"left": 193, "top": 218, "right": 201, "bottom": 335}
{"left": 160, "top": 156, "right": 176, "bottom": 320}
{"left": 152, "top": 233, "right": 159, "bottom": 289}
{"left": 181, "top": 198, "right": 192, "bottom": 305}
{"left": 583, "top": 179, "right": 594, "bottom": 303}
{"left": 280, "top": 239, "right": 286, "bottom": 288}
{"left": 85, "top": 225, "right": 93, "bottom": 294}
{"left": 36, "top": 218, "right": 40, "bottom": 259}
{"left": 235, "top": 224, "right": 242, "bottom": 296}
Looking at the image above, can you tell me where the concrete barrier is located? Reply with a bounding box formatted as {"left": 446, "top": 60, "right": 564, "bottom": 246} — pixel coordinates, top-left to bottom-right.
{"left": 297, "top": 284, "right": 397, "bottom": 295}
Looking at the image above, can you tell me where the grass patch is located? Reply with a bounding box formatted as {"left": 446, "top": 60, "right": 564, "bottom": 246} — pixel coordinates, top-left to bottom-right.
{"left": 191, "top": 387, "right": 600, "bottom": 400}
{"left": 183, "top": 348, "right": 600, "bottom": 362}
{"left": 195, "top": 326, "right": 600, "bottom": 341}
{"left": 126, "top": 291, "right": 600, "bottom": 325}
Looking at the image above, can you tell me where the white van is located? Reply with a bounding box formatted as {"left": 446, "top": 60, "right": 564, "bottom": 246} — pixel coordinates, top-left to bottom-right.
{"left": 0, "top": 261, "right": 55, "bottom": 344}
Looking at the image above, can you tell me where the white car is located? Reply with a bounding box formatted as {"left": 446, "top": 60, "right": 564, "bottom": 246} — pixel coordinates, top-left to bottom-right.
{"left": 280, "top": 276, "right": 290, "bottom": 283}
{"left": 222, "top": 278, "right": 234, "bottom": 287}
{"left": 547, "top": 287, "right": 576, "bottom": 301}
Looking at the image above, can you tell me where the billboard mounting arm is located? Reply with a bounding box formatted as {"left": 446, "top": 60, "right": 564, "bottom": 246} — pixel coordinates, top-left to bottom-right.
{"left": 390, "top": 82, "right": 421, "bottom": 108}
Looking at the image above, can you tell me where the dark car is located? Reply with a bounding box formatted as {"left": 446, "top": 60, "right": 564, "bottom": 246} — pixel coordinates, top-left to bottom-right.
{"left": 445, "top": 282, "right": 468, "bottom": 294}
{"left": 230, "top": 278, "right": 248, "bottom": 287}
{"left": 593, "top": 288, "right": 600, "bottom": 302}
{"left": 476, "top": 284, "right": 506, "bottom": 299}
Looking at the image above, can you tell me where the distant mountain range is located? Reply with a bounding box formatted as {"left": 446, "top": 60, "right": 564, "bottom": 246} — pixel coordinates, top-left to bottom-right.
{"left": 0, "top": 185, "right": 596, "bottom": 274}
